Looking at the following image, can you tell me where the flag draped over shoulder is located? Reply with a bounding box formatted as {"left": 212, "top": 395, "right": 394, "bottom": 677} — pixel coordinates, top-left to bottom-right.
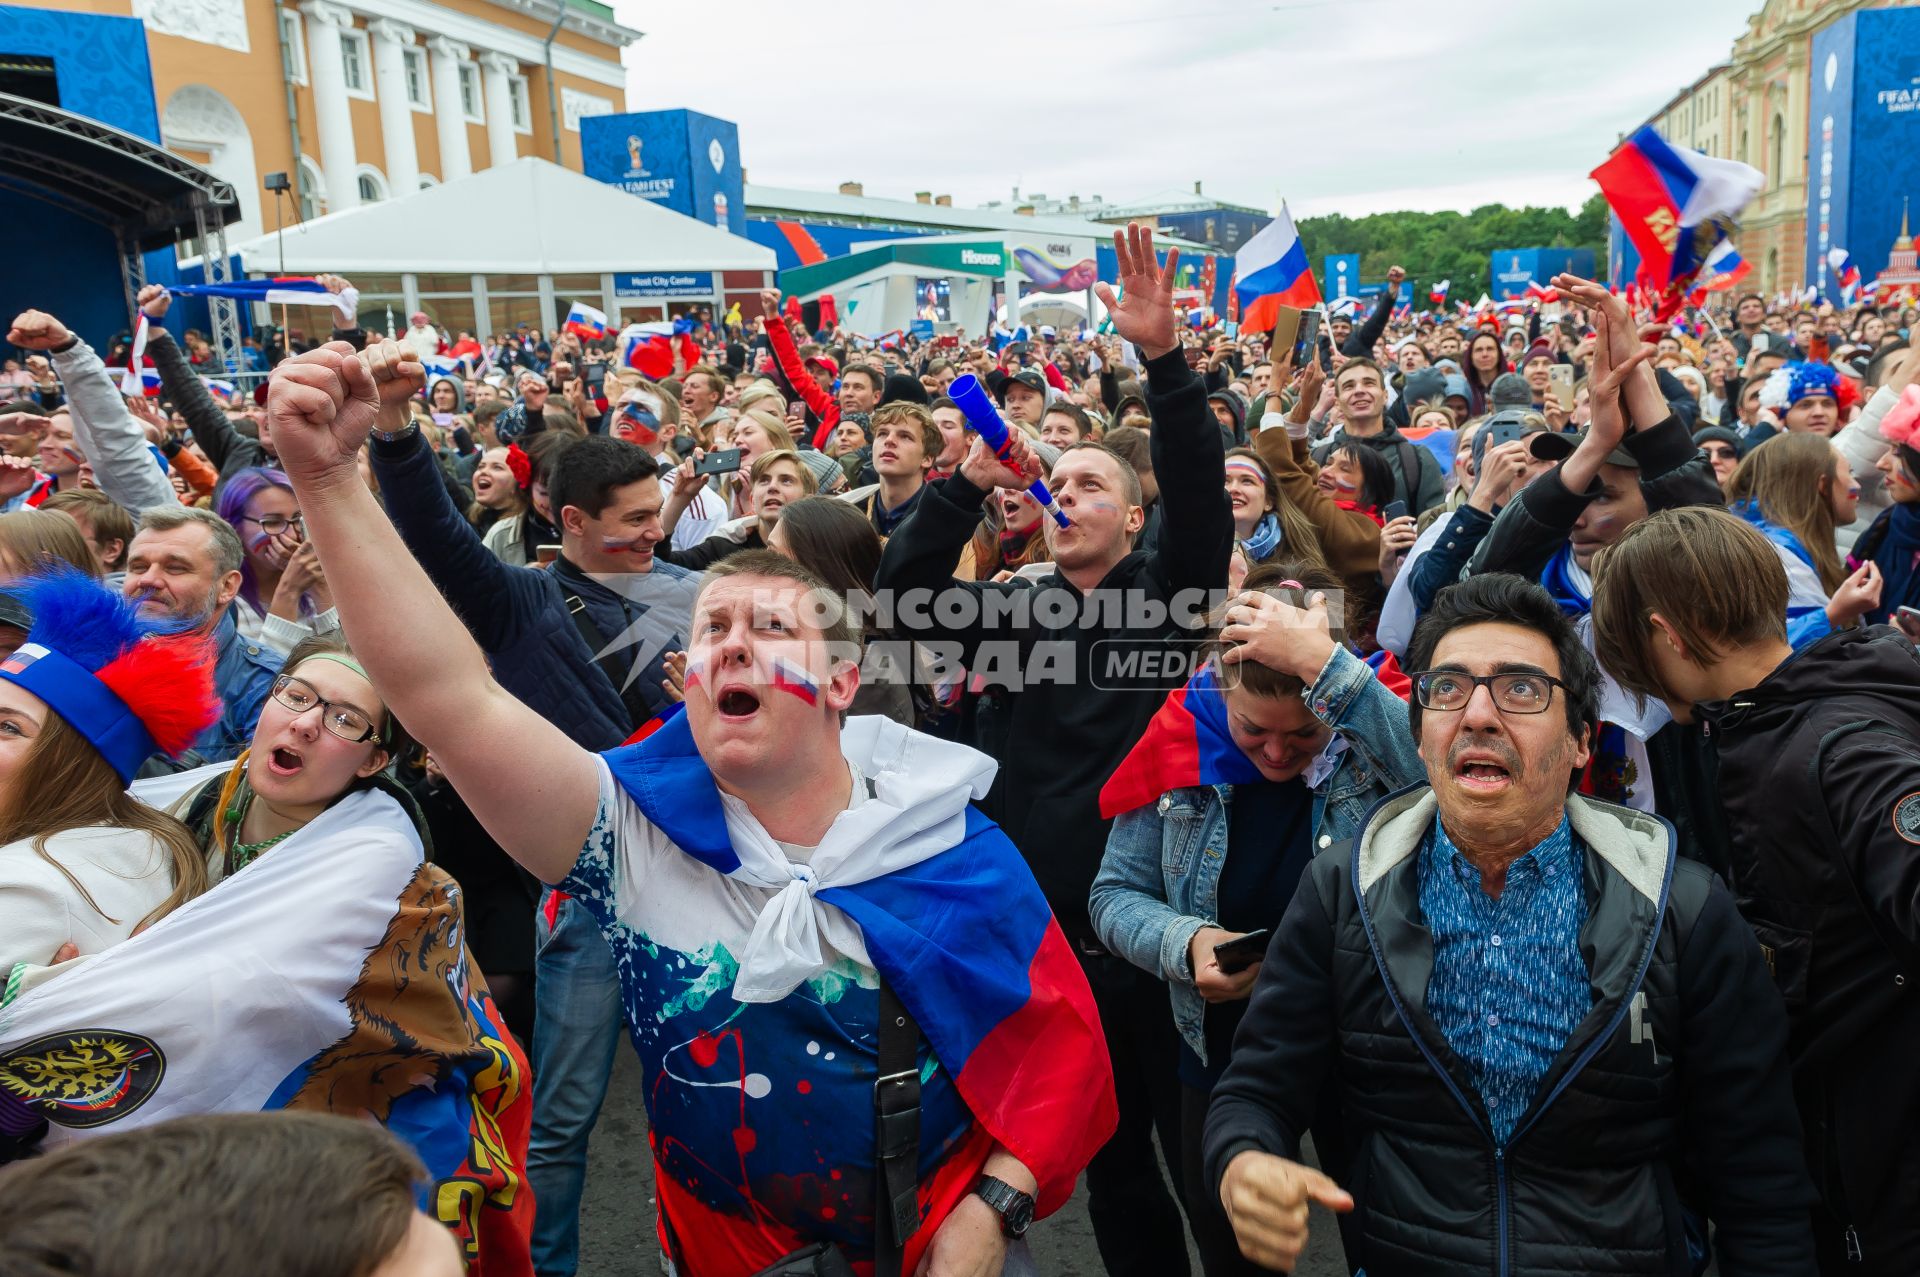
{"left": 1099, "top": 664, "right": 1264, "bottom": 820}
{"left": 0, "top": 777, "right": 533, "bottom": 1277}
{"left": 601, "top": 712, "right": 1116, "bottom": 1218}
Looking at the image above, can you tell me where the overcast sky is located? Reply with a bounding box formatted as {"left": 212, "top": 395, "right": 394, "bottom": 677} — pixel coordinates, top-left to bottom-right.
{"left": 609, "top": 0, "right": 1759, "bottom": 219}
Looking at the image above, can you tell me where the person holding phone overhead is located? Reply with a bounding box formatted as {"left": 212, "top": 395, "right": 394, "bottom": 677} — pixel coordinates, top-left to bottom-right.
{"left": 1091, "top": 564, "right": 1421, "bottom": 1277}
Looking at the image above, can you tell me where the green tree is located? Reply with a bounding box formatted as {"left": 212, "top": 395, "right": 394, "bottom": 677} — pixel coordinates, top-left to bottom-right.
{"left": 1295, "top": 197, "right": 1609, "bottom": 300}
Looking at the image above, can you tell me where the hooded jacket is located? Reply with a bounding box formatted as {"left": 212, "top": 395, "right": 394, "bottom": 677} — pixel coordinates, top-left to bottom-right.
{"left": 1204, "top": 787, "right": 1814, "bottom": 1276}
{"left": 1695, "top": 626, "right": 1920, "bottom": 1273}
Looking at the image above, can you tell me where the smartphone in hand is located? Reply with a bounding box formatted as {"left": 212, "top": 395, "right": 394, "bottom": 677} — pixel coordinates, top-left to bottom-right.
{"left": 694, "top": 447, "right": 744, "bottom": 477}
{"left": 1212, "top": 929, "right": 1272, "bottom": 975}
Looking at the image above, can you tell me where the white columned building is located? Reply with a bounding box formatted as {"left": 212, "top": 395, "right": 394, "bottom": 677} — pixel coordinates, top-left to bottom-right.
{"left": 367, "top": 19, "right": 420, "bottom": 195}
{"left": 427, "top": 35, "right": 473, "bottom": 182}
{"left": 478, "top": 51, "right": 519, "bottom": 170}
{"left": 300, "top": 0, "right": 361, "bottom": 211}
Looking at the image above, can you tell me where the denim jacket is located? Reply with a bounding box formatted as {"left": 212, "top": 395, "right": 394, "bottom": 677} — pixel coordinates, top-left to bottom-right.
{"left": 1088, "top": 644, "right": 1422, "bottom": 1064}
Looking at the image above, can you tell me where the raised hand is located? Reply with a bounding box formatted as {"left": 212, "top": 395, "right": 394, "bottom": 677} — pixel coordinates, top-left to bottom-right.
{"left": 137, "top": 285, "right": 172, "bottom": 321}
{"left": 1219, "top": 588, "right": 1337, "bottom": 683}
{"left": 0, "top": 454, "right": 38, "bottom": 501}
{"left": 959, "top": 431, "right": 1039, "bottom": 494}
{"left": 7, "top": 310, "right": 72, "bottom": 351}
{"left": 1094, "top": 223, "right": 1181, "bottom": 361}
{"left": 268, "top": 339, "right": 421, "bottom": 483}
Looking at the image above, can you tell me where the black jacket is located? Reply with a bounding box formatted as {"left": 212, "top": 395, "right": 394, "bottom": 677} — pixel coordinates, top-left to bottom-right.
{"left": 1697, "top": 626, "right": 1920, "bottom": 1274}
{"left": 1205, "top": 787, "right": 1815, "bottom": 1276}
{"left": 1339, "top": 290, "right": 1395, "bottom": 358}
{"left": 874, "top": 347, "right": 1231, "bottom": 943}
{"left": 1311, "top": 424, "right": 1446, "bottom": 515}
{"left": 1469, "top": 413, "right": 1722, "bottom": 583}
{"left": 370, "top": 428, "right": 697, "bottom": 750}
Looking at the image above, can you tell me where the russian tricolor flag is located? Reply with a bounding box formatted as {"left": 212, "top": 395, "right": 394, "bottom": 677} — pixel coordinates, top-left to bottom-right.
{"left": 1525, "top": 281, "right": 1559, "bottom": 303}
{"left": 1233, "top": 202, "right": 1321, "bottom": 334}
{"left": 767, "top": 655, "right": 820, "bottom": 706}
{"left": 1687, "top": 240, "right": 1751, "bottom": 302}
{"left": 1591, "top": 126, "right": 1762, "bottom": 313}
{"left": 1429, "top": 279, "right": 1450, "bottom": 305}
{"left": 564, "top": 300, "right": 608, "bottom": 342}
{"left": 1099, "top": 664, "right": 1264, "bottom": 819}
{"left": 168, "top": 276, "right": 358, "bottom": 319}
{"left": 1828, "top": 247, "right": 1861, "bottom": 303}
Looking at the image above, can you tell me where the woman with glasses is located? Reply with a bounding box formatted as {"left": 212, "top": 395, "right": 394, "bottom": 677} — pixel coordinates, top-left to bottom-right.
{"left": 1091, "top": 563, "right": 1421, "bottom": 1277}
{"left": 169, "top": 634, "right": 409, "bottom": 885}
{"left": 212, "top": 467, "right": 340, "bottom": 654}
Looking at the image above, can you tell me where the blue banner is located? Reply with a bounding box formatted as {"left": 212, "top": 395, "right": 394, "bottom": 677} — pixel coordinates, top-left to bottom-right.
{"left": 1323, "top": 254, "right": 1360, "bottom": 301}
{"left": 614, "top": 272, "right": 714, "bottom": 298}
{"left": 581, "top": 110, "right": 744, "bottom": 233}
{"left": 1810, "top": 8, "right": 1920, "bottom": 303}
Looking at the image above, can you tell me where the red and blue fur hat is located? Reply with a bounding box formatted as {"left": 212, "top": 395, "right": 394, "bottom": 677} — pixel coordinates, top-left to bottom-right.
{"left": 0, "top": 569, "right": 220, "bottom": 782}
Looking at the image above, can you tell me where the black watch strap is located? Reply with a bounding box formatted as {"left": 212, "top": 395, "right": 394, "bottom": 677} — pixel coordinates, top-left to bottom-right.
{"left": 974, "top": 1175, "right": 1035, "bottom": 1238}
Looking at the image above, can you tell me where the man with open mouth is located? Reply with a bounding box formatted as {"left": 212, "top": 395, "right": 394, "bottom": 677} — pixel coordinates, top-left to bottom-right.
{"left": 1204, "top": 572, "right": 1813, "bottom": 1275}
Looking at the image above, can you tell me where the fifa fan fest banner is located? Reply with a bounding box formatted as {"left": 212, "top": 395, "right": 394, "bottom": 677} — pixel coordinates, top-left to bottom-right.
{"left": 1808, "top": 7, "right": 1920, "bottom": 304}
{"left": 582, "top": 109, "right": 745, "bottom": 235}
{"left": 1490, "top": 249, "right": 1598, "bottom": 300}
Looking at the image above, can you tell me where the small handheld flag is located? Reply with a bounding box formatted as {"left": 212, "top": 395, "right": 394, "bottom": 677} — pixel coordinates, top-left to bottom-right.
{"left": 1827, "top": 248, "right": 1861, "bottom": 304}
{"left": 1429, "top": 279, "right": 1450, "bottom": 305}
{"left": 1232, "top": 201, "right": 1321, "bottom": 334}
{"left": 564, "top": 301, "right": 608, "bottom": 342}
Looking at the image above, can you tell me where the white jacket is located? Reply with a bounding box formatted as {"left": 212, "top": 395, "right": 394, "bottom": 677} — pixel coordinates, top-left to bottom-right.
{"left": 0, "top": 825, "right": 176, "bottom": 976}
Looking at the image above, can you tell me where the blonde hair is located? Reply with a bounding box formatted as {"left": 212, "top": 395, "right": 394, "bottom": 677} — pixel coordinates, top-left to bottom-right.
{"left": 1725, "top": 434, "right": 1846, "bottom": 592}
{"left": 747, "top": 448, "right": 818, "bottom": 496}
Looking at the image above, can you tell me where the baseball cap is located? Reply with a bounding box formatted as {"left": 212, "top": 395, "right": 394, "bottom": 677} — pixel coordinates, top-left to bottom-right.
{"left": 1489, "top": 372, "right": 1532, "bottom": 409}
{"left": 1528, "top": 428, "right": 1637, "bottom": 468}
{"left": 998, "top": 368, "right": 1048, "bottom": 402}
{"left": 0, "top": 591, "right": 29, "bottom": 633}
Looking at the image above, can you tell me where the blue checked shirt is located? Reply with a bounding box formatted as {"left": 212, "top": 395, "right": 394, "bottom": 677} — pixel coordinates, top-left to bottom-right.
{"left": 1419, "top": 814, "right": 1592, "bottom": 1144}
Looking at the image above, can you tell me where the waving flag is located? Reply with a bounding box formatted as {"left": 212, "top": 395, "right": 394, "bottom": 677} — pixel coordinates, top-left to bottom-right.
{"left": 1827, "top": 248, "right": 1861, "bottom": 304}
{"left": 564, "top": 300, "right": 608, "bottom": 342}
{"left": 1525, "top": 281, "right": 1559, "bottom": 304}
{"left": 1429, "top": 279, "right": 1450, "bottom": 305}
{"left": 168, "top": 276, "right": 358, "bottom": 319}
{"left": 619, "top": 322, "right": 700, "bottom": 381}
{"left": 595, "top": 712, "right": 1114, "bottom": 1272}
{"left": 1592, "top": 126, "right": 1762, "bottom": 318}
{"left": 1691, "top": 240, "right": 1752, "bottom": 298}
{"left": 1233, "top": 202, "right": 1321, "bottom": 333}
{"left": 0, "top": 777, "right": 534, "bottom": 1276}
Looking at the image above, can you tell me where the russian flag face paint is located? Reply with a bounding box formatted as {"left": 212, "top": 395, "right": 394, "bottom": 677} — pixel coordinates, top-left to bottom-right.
{"left": 682, "top": 655, "right": 707, "bottom": 691}
{"left": 768, "top": 655, "right": 819, "bottom": 706}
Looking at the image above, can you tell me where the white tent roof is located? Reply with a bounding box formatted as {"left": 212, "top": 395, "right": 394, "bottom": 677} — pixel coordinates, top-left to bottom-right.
{"left": 231, "top": 157, "right": 774, "bottom": 275}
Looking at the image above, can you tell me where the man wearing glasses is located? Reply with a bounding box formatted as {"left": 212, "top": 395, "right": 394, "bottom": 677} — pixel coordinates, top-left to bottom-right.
{"left": 1202, "top": 572, "right": 1814, "bottom": 1274}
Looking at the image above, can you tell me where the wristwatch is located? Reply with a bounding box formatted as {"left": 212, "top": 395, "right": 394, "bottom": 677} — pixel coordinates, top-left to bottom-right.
{"left": 973, "top": 1176, "right": 1035, "bottom": 1239}
{"left": 369, "top": 418, "right": 418, "bottom": 444}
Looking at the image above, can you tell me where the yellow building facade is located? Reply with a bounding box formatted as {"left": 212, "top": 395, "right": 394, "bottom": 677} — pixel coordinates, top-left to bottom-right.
{"left": 9, "top": 0, "right": 638, "bottom": 249}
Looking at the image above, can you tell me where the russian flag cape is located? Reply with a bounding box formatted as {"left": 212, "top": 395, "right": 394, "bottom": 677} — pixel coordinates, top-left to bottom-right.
{"left": 0, "top": 770, "right": 533, "bottom": 1277}
{"left": 1100, "top": 659, "right": 1410, "bottom": 821}
{"left": 599, "top": 710, "right": 1115, "bottom": 1220}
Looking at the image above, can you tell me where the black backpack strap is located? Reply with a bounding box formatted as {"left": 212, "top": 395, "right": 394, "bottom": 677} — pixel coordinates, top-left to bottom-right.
{"left": 873, "top": 977, "right": 923, "bottom": 1277}
{"left": 561, "top": 590, "right": 653, "bottom": 732}
{"left": 1396, "top": 439, "right": 1425, "bottom": 511}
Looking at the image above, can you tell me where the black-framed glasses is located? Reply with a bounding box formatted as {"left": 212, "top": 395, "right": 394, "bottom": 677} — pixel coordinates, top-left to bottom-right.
{"left": 1411, "top": 670, "right": 1566, "bottom": 715}
{"left": 242, "top": 513, "right": 304, "bottom": 537}
{"left": 270, "top": 674, "right": 380, "bottom": 743}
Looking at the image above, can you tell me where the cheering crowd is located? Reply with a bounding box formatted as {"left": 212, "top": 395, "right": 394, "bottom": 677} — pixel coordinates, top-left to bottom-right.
{"left": 0, "top": 218, "right": 1916, "bottom": 1277}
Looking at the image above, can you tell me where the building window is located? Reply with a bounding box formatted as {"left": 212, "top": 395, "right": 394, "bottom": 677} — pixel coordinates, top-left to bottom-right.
{"left": 509, "top": 74, "right": 531, "bottom": 134}
{"left": 280, "top": 8, "right": 307, "bottom": 85}
{"left": 1770, "top": 113, "right": 1784, "bottom": 188}
{"left": 561, "top": 86, "right": 612, "bottom": 132}
{"left": 341, "top": 29, "right": 373, "bottom": 100}
{"left": 297, "top": 157, "right": 327, "bottom": 221}
{"left": 403, "top": 47, "right": 430, "bottom": 110}
{"left": 458, "top": 63, "right": 483, "bottom": 123}
{"left": 357, "top": 167, "right": 387, "bottom": 203}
